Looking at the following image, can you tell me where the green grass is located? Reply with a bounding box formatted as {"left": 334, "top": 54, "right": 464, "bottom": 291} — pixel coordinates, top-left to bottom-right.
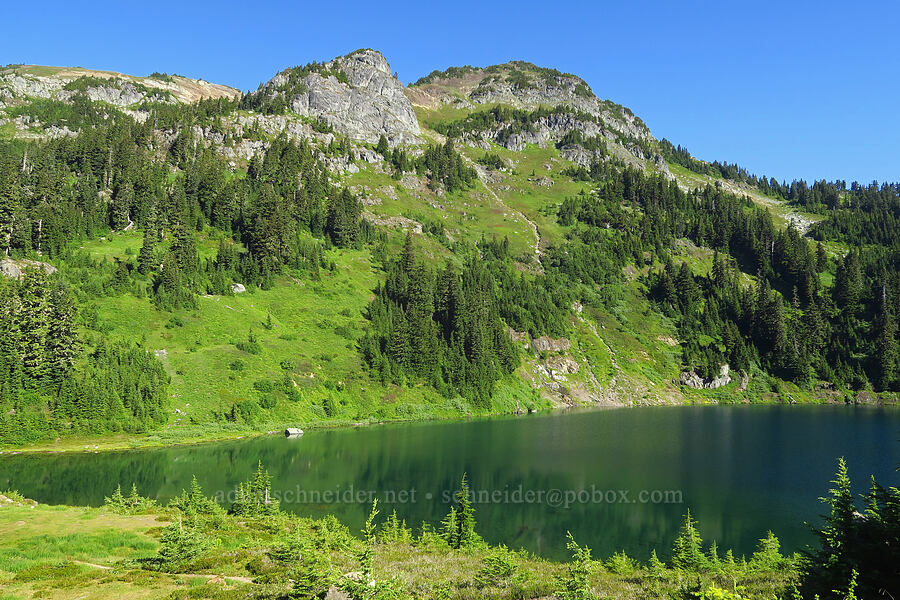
{"left": 0, "top": 499, "right": 800, "bottom": 600}
{"left": 668, "top": 162, "right": 824, "bottom": 233}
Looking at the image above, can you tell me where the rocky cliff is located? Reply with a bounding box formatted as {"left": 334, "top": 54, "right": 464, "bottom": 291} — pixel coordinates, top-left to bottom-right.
{"left": 408, "top": 61, "right": 668, "bottom": 174}
{"left": 0, "top": 65, "right": 240, "bottom": 107}
{"left": 248, "top": 49, "right": 421, "bottom": 145}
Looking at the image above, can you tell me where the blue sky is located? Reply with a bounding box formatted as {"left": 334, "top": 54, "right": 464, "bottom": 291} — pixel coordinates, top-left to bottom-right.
{"left": 2, "top": 0, "right": 896, "bottom": 184}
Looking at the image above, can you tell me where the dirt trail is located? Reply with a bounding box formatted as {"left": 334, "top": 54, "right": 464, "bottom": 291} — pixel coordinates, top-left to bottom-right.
{"left": 576, "top": 309, "right": 620, "bottom": 391}
{"left": 73, "top": 560, "right": 253, "bottom": 584}
{"left": 469, "top": 161, "right": 543, "bottom": 261}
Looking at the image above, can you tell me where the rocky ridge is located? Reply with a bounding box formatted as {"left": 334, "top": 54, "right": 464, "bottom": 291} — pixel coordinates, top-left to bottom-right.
{"left": 408, "top": 62, "right": 668, "bottom": 174}
{"left": 0, "top": 65, "right": 239, "bottom": 107}
{"left": 249, "top": 49, "right": 421, "bottom": 145}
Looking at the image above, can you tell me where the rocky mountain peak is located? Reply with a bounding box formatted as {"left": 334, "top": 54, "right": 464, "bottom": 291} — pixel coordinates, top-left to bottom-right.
{"left": 408, "top": 61, "right": 666, "bottom": 175}
{"left": 0, "top": 65, "right": 239, "bottom": 107}
{"left": 331, "top": 48, "right": 392, "bottom": 79}
{"left": 251, "top": 50, "right": 421, "bottom": 145}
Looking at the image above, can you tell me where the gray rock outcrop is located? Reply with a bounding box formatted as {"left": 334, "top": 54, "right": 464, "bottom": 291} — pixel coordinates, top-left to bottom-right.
{"left": 679, "top": 364, "right": 732, "bottom": 390}
{"left": 0, "top": 258, "right": 57, "bottom": 279}
{"left": 255, "top": 50, "right": 420, "bottom": 145}
{"left": 410, "top": 63, "right": 669, "bottom": 176}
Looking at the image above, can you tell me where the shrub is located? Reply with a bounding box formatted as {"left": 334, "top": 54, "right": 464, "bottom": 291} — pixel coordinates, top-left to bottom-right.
{"left": 380, "top": 510, "right": 413, "bottom": 543}
{"left": 156, "top": 519, "right": 210, "bottom": 571}
{"left": 605, "top": 549, "right": 639, "bottom": 575}
{"left": 474, "top": 544, "right": 520, "bottom": 588}
{"left": 477, "top": 152, "right": 505, "bottom": 170}
{"left": 441, "top": 473, "right": 480, "bottom": 549}
{"left": 253, "top": 379, "right": 274, "bottom": 393}
{"left": 168, "top": 476, "right": 223, "bottom": 516}
{"left": 236, "top": 329, "right": 261, "bottom": 354}
{"left": 229, "top": 462, "right": 280, "bottom": 517}
{"left": 672, "top": 510, "right": 707, "bottom": 571}
{"left": 555, "top": 532, "right": 594, "bottom": 600}
{"left": 103, "top": 483, "right": 157, "bottom": 514}
{"left": 750, "top": 530, "right": 784, "bottom": 570}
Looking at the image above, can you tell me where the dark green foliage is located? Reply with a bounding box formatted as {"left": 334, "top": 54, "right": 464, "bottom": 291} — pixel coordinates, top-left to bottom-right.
{"left": 435, "top": 104, "right": 599, "bottom": 141}
{"left": 417, "top": 140, "right": 477, "bottom": 192}
{"left": 229, "top": 462, "right": 280, "bottom": 517}
{"left": 659, "top": 138, "right": 768, "bottom": 190}
{"left": 103, "top": 483, "right": 157, "bottom": 514}
{"left": 376, "top": 134, "right": 390, "bottom": 157}
{"left": 148, "top": 72, "right": 176, "bottom": 82}
{"left": 361, "top": 235, "right": 519, "bottom": 406}
{"left": 800, "top": 459, "right": 900, "bottom": 599}
{"left": 156, "top": 519, "right": 210, "bottom": 571}
{"left": 474, "top": 545, "right": 521, "bottom": 588}
{"left": 556, "top": 129, "right": 607, "bottom": 153}
{"left": 413, "top": 65, "right": 479, "bottom": 86}
{"left": 556, "top": 163, "right": 900, "bottom": 390}
{"left": 169, "top": 476, "right": 223, "bottom": 516}
{"left": 236, "top": 329, "right": 261, "bottom": 355}
{"left": 326, "top": 189, "right": 362, "bottom": 247}
{"left": 477, "top": 152, "right": 504, "bottom": 170}
{"left": 671, "top": 510, "right": 707, "bottom": 571}
{"left": 0, "top": 268, "right": 168, "bottom": 444}
{"left": 573, "top": 82, "right": 594, "bottom": 98}
{"left": 442, "top": 473, "right": 479, "bottom": 549}
{"left": 555, "top": 533, "right": 595, "bottom": 600}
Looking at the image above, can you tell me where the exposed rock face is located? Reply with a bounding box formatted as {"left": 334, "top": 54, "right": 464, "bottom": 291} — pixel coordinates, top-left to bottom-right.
{"left": 680, "top": 364, "right": 732, "bottom": 390}
{"left": 679, "top": 370, "right": 705, "bottom": 389}
{"left": 532, "top": 336, "right": 571, "bottom": 353}
{"left": 0, "top": 66, "right": 240, "bottom": 139}
{"left": 708, "top": 364, "right": 732, "bottom": 389}
{"left": 255, "top": 50, "right": 420, "bottom": 145}
{"left": 0, "top": 67, "right": 239, "bottom": 107}
{"left": 409, "top": 62, "right": 669, "bottom": 176}
{"left": 0, "top": 258, "right": 57, "bottom": 279}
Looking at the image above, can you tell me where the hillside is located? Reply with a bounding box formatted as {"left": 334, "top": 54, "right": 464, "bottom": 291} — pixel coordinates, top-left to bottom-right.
{"left": 0, "top": 50, "right": 896, "bottom": 450}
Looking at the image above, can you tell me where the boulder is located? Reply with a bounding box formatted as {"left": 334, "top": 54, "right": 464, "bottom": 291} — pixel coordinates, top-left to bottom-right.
{"left": 679, "top": 371, "right": 705, "bottom": 389}
{"left": 230, "top": 283, "right": 246, "bottom": 294}
{"left": 532, "top": 336, "right": 571, "bottom": 353}
{"left": 0, "top": 258, "right": 57, "bottom": 279}
{"left": 707, "top": 364, "right": 732, "bottom": 389}
{"left": 680, "top": 364, "right": 732, "bottom": 390}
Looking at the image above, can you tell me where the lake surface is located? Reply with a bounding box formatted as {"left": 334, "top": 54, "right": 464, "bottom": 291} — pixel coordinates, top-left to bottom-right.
{"left": 1, "top": 405, "right": 898, "bottom": 560}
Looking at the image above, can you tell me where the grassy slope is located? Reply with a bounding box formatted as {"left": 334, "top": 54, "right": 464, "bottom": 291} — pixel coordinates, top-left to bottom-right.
{"left": 0, "top": 499, "right": 798, "bottom": 600}
{"left": 5, "top": 101, "right": 852, "bottom": 454}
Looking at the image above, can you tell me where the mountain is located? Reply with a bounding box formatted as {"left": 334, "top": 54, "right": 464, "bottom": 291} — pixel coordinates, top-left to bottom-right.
{"left": 243, "top": 49, "right": 420, "bottom": 145}
{"left": 0, "top": 50, "right": 896, "bottom": 450}
{"left": 0, "top": 64, "right": 238, "bottom": 139}
{"left": 407, "top": 61, "right": 667, "bottom": 173}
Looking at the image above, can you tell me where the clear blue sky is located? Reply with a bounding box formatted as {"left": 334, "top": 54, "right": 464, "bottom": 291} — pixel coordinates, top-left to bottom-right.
{"left": 2, "top": 0, "right": 897, "bottom": 184}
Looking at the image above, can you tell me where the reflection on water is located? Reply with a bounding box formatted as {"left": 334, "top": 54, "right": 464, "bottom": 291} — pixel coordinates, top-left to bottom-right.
{"left": 1, "top": 405, "right": 898, "bottom": 560}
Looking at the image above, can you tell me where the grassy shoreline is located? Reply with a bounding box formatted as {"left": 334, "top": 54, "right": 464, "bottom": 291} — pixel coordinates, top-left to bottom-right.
{"left": 2, "top": 392, "right": 894, "bottom": 455}
{"left": 0, "top": 490, "right": 801, "bottom": 600}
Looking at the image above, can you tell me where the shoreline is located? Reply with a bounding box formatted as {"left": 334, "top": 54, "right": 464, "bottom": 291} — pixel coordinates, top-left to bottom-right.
{"left": 1, "top": 395, "right": 894, "bottom": 456}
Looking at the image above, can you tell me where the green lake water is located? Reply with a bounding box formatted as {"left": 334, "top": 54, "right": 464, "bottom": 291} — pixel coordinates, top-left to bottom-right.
{"left": 1, "top": 405, "right": 898, "bottom": 560}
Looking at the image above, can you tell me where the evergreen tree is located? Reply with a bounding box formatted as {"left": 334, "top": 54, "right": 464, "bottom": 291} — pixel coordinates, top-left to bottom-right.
{"left": 671, "top": 509, "right": 706, "bottom": 571}
{"left": 375, "top": 134, "right": 389, "bottom": 157}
